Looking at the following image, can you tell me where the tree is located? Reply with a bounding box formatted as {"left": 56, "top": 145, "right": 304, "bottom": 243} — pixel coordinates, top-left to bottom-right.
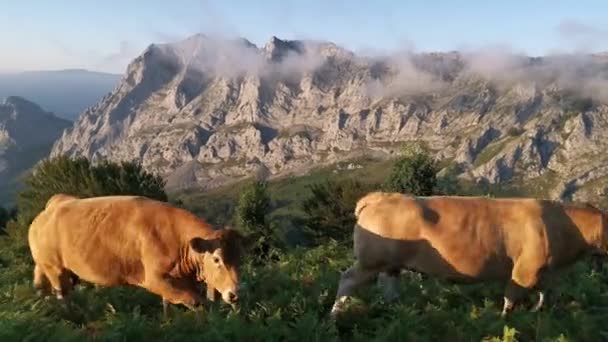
{"left": 302, "top": 179, "right": 375, "bottom": 244}
{"left": 235, "top": 180, "right": 278, "bottom": 261}
{"left": 385, "top": 144, "right": 439, "bottom": 196}
{"left": 235, "top": 181, "right": 270, "bottom": 234}
{"left": 435, "top": 162, "right": 463, "bottom": 196}
{"left": 0, "top": 156, "right": 167, "bottom": 261}
{"left": 15, "top": 156, "right": 167, "bottom": 228}
{"left": 0, "top": 206, "right": 9, "bottom": 233}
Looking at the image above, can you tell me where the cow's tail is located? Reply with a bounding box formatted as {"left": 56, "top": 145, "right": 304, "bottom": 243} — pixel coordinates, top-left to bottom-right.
{"left": 354, "top": 191, "right": 386, "bottom": 218}
{"left": 44, "top": 194, "right": 77, "bottom": 210}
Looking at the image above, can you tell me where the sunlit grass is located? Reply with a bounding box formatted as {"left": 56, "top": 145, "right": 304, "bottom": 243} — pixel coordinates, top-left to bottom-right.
{"left": 1, "top": 238, "right": 607, "bottom": 341}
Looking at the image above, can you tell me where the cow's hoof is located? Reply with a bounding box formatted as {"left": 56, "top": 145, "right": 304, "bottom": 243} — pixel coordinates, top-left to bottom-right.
{"left": 329, "top": 296, "right": 349, "bottom": 319}
{"left": 106, "top": 303, "right": 117, "bottom": 314}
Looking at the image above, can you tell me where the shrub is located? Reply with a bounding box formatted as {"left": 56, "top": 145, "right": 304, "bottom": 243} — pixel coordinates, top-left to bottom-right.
{"left": 236, "top": 181, "right": 271, "bottom": 234}
{"left": 301, "top": 179, "right": 375, "bottom": 244}
{"left": 507, "top": 127, "right": 524, "bottom": 137}
{"left": 385, "top": 144, "right": 439, "bottom": 195}
{"left": 2, "top": 156, "right": 166, "bottom": 253}
{"left": 235, "top": 180, "right": 280, "bottom": 261}
{"left": 0, "top": 207, "right": 8, "bottom": 231}
{"left": 435, "top": 163, "right": 464, "bottom": 195}
{"left": 15, "top": 156, "right": 167, "bottom": 227}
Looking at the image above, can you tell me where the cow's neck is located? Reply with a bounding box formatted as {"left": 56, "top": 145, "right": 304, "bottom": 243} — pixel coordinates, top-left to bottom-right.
{"left": 171, "top": 244, "right": 204, "bottom": 281}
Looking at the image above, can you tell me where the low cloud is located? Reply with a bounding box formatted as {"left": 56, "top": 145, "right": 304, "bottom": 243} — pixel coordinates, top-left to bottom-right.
{"left": 556, "top": 19, "right": 608, "bottom": 53}
{"left": 161, "top": 35, "right": 326, "bottom": 80}
{"left": 96, "top": 41, "right": 143, "bottom": 73}
{"left": 557, "top": 20, "right": 608, "bottom": 42}
{"left": 365, "top": 50, "right": 448, "bottom": 97}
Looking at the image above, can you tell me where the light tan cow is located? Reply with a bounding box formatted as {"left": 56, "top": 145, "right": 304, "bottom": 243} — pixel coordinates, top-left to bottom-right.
{"left": 331, "top": 192, "right": 608, "bottom": 317}
{"left": 28, "top": 194, "right": 247, "bottom": 317}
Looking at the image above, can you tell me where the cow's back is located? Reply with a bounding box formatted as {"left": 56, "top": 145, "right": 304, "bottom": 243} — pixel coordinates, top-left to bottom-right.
{"left": 354, "top": 193, "right": 548, "bottom": 281}
{"left": 28, "top": 195, "right": 196, "bottom": 287}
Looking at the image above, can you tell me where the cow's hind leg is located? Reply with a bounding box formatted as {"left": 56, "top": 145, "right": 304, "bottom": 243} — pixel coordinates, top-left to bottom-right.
{"left": 330, "top": 264, "right": 379, "bottom": 317}
{"left": 33, "top": 264, "right": 51, "bottom": 296}
{"left": 43, "top": 266, "right": 74, "bottom": 301}
{"left": 502, "top": 261, "right": 541, "bottom": 317}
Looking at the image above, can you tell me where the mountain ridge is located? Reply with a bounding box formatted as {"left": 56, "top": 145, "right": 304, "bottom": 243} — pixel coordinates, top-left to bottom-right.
{"left": 0, "top": 96, "right": 71, "bottom": 205}
{"left": 50, "top": 35, "right": 608, "bottom": 203}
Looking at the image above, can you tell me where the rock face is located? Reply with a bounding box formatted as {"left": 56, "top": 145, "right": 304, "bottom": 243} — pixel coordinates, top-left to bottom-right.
{"left": 0, "top": 96, "right": 71, "bottom": 203}
{"left": 51, "top": 34, "right": 608, "bottom": 201}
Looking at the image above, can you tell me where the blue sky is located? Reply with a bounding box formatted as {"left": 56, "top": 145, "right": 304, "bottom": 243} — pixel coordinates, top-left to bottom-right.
{"left": 2, "top": 0, "right": 607, "bottom": 73}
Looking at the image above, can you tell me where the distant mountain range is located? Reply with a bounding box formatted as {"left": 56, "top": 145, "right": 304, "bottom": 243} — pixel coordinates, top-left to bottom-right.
{"left": 48, "top": 34, "right": 608, "bottom": 204}
{"left": 0, "top": 96, "right": 71, "bottom": 205}
{"left": 0, "top": 69, "right": 120, "bottom": 120}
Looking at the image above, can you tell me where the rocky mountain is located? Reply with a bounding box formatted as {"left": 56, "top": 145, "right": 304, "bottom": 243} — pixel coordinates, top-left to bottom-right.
{"left": 1, "top": 96, "right": 71, "bottom": 204}
{"left": 0, "top": 69, "right": 120, "bottom": 120}
{"left": 51, "top": 34, "right": 608, "bottom": 202}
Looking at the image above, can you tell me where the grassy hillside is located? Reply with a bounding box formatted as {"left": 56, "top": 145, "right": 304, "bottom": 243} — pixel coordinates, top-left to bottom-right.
{"left": 173, "top": 156, "right": 395, "bottom": 242}
{"left": 1, "top": 157, "right": 608, "bottom": 340}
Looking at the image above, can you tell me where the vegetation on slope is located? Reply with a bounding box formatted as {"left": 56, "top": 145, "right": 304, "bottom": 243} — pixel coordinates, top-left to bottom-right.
{"left": 1, "top": 152, "right": 608, "bottom": 341}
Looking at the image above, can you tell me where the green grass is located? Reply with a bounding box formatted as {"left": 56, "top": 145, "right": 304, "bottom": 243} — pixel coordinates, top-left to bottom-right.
{"left": 3, "top": 158, "right": 608, "bottom": 340}
{"left": 173, "top": 156, "right": 394, "bottom": 231}
{"left": 473, "top": 137, "right": 517, "bottom": 168}
{"left": 1, "top": 236, "right": 607, "bottom": 341}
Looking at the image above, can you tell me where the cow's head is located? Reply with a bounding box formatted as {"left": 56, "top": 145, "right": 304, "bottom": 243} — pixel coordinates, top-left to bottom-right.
{"left": 189, "top": 228, "right": 246, "bottom": 306}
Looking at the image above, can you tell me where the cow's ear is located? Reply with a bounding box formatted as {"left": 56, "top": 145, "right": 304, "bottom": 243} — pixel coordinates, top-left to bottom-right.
{"left": 190, "top": 237, "right": 218, "bottom": 254}
{"left": 221, "top": 226, "right": 248, "bottom": 245}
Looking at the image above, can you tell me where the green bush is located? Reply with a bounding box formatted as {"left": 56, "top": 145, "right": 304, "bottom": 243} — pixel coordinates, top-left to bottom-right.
{"left": 507, "top": 127, "right": 524, "bottom": 137}
{"left": 436, "top": 163, "right": 464, "bottom": 195}
{"left": 0, "top": 207, "right": 8, "bottom": 233}
{"left": 15, "top": 156, "right": 167, "bottom": 227}
{"left": 2, "top": 156, "right": 167, "bottom": 254}
{"left": 235, "top": 181, "right": 271, "bottom": 234}
{"left": 301, "top": 179, "right": 375, "bottom": 244}
{"left": 235, "top": 180, "right": 281, "bottom": 261}
{"left": 385, "top": 145, "right": 439, "bottom": 195}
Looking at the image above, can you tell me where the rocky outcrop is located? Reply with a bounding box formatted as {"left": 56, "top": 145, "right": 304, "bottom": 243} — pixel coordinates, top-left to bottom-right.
{"left": 51, "top": 34, "right": 608, "bottom": 201}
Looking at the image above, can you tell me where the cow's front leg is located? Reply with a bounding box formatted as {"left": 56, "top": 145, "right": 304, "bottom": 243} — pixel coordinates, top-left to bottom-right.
{"left": 377, "top": 271, "right": 400, "bottom": 302}
{"left": 530, "top": 291, "right": 545, "bottom": 312}
{"left": 162, "top": 298, "right": 170, "bottom": 319}
{"left": 529, "top": 267, "right": 562, "bottom": 313}
{"left": 331, "top": 264, "right": 378, "bottom": 318}
{"left": 145, "top": 276, "right": 202, "bottom": 313}
{"left": 502, "top": 261, "right": 541, "bottom": 317}
{"left": 206, "top": 286, "right": 218, "bottom": 301}
{"left": 591, "top": 253, "right": 608, "bottom": 273}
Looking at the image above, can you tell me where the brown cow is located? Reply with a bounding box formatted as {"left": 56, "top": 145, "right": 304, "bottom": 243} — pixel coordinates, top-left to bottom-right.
{"left": 331, "top": 192, "right": 608, "bottom": 317}
{"left": 28, "top": 194, "right": 246, "bottom": 317}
